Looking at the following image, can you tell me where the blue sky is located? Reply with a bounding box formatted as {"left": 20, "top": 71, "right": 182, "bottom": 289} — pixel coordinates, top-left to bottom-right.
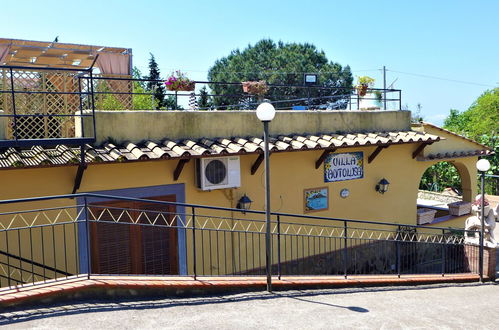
{"left": 3, "top": 0, "right": 497, "bottom": 125}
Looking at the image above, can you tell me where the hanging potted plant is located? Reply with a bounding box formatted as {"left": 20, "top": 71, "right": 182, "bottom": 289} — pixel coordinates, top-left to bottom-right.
{"left": 356, "top": 76, "right": 375, "bottom": 97}
{"left": 165, "top": 71, "right": 195, "bottom": 92}
{"left": 241, "top": 80, "right": 269, "bottom": 97}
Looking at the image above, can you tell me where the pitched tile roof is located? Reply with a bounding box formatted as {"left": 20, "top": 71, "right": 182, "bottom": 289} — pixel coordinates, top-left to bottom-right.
{"left": 415, "top": 123, "right": 494, "bottom": 161}
{"left": 0, "top": 130, "right": 440, "bottom": 169}
{"left": 421, "top": 122, "right": 492, "bottom": 150}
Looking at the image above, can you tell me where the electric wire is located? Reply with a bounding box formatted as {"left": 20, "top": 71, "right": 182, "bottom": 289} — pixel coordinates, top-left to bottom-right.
{"left": 387, "top": 69, "right": 495, "bottom": 88}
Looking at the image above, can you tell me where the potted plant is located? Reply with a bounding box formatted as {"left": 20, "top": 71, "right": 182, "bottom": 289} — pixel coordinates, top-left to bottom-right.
{"left": 165, "top": 71, "right": 195, "bottom": 92}
{"left": 241, "top": 80, "right": 269, "bottom": 97}
{"left": 356, "top": 76, "right": 375, "bottom": 97}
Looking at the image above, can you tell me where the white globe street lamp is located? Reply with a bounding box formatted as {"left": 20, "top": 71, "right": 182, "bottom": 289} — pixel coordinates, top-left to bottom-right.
{"left": 476, "top": 158, "right": 491, "bottom": 172}
{"left": 476, "top": 158, "right": 490, "bottom": 282}
{"left": 256, "top": 102, "right": 276, "bottom": 122}
{"left": 256, "top": 102, "right": 275, "bottom": 292}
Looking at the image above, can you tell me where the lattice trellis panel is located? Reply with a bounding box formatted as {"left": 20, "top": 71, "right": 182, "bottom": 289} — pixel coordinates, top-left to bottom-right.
{"left": 0, "top": 69, "right": 84, "bottom": 140}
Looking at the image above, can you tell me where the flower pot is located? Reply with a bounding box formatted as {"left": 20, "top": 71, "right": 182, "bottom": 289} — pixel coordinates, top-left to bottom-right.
{"left": 166, "top": 81, "right": 195, "bottom": 92}
{"left": 357, "top": 84, "right": 368, "bottom": 97}
{"left": 242, "top": 81, "right": 268, "bottom": 96}
{"left": 417, "top": 208, "right": 437, "bottom": 225}
{"left": 447, "top": 201, "right": 471, "bottom": 216}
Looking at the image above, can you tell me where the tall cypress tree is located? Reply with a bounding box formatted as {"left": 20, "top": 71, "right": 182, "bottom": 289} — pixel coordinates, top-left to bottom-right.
{"left": 147, "top": 53, "right": 166, "bottom": 109}
{"left": 197, "top": 86, "right": 212, "bottom": 110}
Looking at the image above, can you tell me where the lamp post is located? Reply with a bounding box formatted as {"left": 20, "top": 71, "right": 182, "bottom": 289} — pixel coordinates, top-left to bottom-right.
{"left": 476, "top": 158, "right": 490, "bottom": 282}
{"left": 256, "top": 102, "right": 276, "bottom": 292}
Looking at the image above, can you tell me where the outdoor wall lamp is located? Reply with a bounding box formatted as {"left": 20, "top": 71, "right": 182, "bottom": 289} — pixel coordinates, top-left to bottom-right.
{"left": 236, "top": 194, "right": 252, "bottom": 213}
{"left": 375, "top": 178, "right": 390, "bottom": 194}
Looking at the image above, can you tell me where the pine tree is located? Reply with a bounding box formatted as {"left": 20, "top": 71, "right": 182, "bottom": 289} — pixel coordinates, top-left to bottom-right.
{"left": 197, "top": 86, "right": 212, "bottom": 110}
{"left": 147, "top": 53, "right": 166, "bottom": 109}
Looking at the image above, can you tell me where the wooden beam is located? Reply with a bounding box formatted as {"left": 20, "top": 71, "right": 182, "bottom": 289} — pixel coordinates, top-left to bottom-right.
{"left": 368, "top": 145, "right": 389, "bottom": 164}
{"left": 251, "top": 154, "right": 265, "bottom": 175}
{"left": 173, "top": 159, "right": 190, "bottom": 181}
{"left": 315, "top": 148, "right": 337, "bottom": 169}
{"left": 71, "top": 163, "right": 87, "bottom": 194}
{"left": 412, "top": 142, "right": 433, "bottom": 159}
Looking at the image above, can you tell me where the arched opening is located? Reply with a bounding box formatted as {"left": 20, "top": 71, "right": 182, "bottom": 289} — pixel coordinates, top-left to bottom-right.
{"left": 417, "top": 161, "right": 472, "bottom": 224}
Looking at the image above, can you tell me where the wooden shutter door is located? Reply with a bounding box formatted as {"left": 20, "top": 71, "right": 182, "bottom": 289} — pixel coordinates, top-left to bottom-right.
{"left": 89, "top": 201, "right": 134, "bottom": 274}
{"left": 136, "top": 196, "right": 178, "bottom": 275}
{"left": 90, "top": 195, "right": 179, "bottom": 275}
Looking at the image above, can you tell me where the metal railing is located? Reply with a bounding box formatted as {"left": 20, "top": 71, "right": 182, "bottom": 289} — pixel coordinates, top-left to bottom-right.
{"left": 0, "top": 193, "right": 480, "bottom": 291}
{"left": 0, "top": 65, "right": 402, "bottom": 146}
{"left": 91, "top": 76, "right": 402, "bottom": 111}
{"left": 483, "top": 174, "right": 499, "bottom": 196}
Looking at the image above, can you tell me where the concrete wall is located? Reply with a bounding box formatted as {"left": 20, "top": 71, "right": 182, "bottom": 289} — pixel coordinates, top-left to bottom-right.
{"left": 76, "top": 110, "right": 412, "bottom": 145}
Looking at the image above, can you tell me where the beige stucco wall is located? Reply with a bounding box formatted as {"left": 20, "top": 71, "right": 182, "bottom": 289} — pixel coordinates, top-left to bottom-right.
{"left": 0, "top": 141, "right": 479, "bottom": 277}
{"left": 417, "top": 124, "right": 487, "bottom": 156}
{"left": 76, "top": 110, "right": 412, "bottom": 145}
{"left": 0, "top": 143, "right": 476, "bottom": 225}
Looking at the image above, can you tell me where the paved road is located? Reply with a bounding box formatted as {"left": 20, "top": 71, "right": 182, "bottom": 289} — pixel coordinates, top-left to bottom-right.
{"left": 1, "top": 282, "right": 498, "bottom": 329}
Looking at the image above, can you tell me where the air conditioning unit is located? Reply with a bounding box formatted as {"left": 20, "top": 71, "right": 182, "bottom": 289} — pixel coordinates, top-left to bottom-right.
{"left": 196, "top": 156, "right": 241, "bottom": 191}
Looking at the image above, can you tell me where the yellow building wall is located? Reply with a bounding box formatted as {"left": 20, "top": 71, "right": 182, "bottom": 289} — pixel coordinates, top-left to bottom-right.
{"left": 0, "top": 140, "right": 479, "bottom": 278}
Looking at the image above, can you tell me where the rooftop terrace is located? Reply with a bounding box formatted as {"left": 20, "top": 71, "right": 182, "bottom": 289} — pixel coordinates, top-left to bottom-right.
{"left": 0, "top": 64, "right": 403, "bottom": 148}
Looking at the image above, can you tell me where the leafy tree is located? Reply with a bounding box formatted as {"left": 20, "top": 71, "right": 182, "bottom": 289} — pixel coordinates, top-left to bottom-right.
{"left": 207, "top": 39, "right": 353, "bottom": 109}
{"left": 441, "top": 88, "right": 499, "bottom": 194}
{"left": 132, "top": 67, "right": 157, "bottom": 110}
{"left": 444, "top": 88, "right": 498, "bottom": 140}
{"left": 419, "top": 162, "right": 461, "bottom": 192}
{"left": 197, "top": 86, "right": 212, "bottom": 109}
{"left": 96, "top": 67, "right": 159, "bottom": 110}
{"left": 146, "top": 53, "right": 167, "bottom": 109}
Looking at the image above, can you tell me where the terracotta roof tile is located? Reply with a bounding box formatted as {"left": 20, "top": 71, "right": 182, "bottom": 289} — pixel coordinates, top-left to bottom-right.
{"left": 0, "top": 130, "right": 443, "bottom": 169}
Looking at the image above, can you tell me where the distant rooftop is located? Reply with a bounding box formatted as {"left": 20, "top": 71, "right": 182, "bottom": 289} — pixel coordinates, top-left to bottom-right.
{"left": 0, "top": 38, "right": 131, "bottom": 70}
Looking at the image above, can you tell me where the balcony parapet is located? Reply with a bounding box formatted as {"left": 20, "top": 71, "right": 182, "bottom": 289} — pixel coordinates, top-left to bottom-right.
{"left": 77, "top": 109, "right": 412, "bottom": 145}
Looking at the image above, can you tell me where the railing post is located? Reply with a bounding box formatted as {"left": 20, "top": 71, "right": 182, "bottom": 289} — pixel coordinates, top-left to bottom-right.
{"left": 89, "top": 70, "right": 97, "bottom": 141}
{"left": 343, "top": 220, "right": 348, "bottom": 279}
{"left": 192, "top": 206, "right": 197, "bottom": 280}
{"left": 307, "top": 87, "right": 311, "bottom": 109}
{"left": 479, "top": 171, "right": 485, "bottom": 283}
{"left": 8, "top": 68, "right": 18, "bottom": 141}
{"left": 399, "top": 90, "right": 402, "bottom": 111}
{"left": 441, "top": 229, "right": 446, "bottom": 277}
{"left": 396, "top": 225, "right": 401, "bottom": 278}
{"left": 349, "top": 88, "right": 352, "bottom": 110}
{"left": 77, "top": 76, "right": 85, "bottom": 139}
{"left": 5, "top": 231, "right": 11, "bottom": 287}
{"left": 84, "top": 196, "right": 91, "bottom": 279}
{"left": 277, "top": 214, "right": 281, "bottom": 280}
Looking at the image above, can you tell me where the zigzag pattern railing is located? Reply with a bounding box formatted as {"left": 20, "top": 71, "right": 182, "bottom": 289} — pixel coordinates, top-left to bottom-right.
{"left": 0, "top": 204, "right": 467, "bottom": 245}
{"left": 0, "top": 193, "right": 480, "bottom": 290}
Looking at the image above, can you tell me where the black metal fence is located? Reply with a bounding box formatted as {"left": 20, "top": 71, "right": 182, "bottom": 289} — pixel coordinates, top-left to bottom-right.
{"left": 91, "top": 76, "right": 402, "bottom": 111}
{"left": 0, "top": 193, "right": 480, "bottom": 291}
